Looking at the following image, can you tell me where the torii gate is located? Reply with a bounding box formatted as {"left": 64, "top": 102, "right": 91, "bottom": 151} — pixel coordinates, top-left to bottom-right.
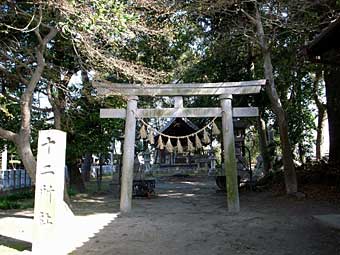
{"left": 94, "top": 79, "right": 266, "bottom": 213}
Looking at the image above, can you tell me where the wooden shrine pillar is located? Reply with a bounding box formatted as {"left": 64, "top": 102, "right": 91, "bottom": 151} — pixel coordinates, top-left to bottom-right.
{"left": 120, "top": 96, "right": 138, "bottom": 213}
{"left": 220, "top": 94, "right": 240, "bottom": 213}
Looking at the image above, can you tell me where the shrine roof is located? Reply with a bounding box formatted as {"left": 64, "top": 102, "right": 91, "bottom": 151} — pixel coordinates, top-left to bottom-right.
{"left": 158, "top": 118, "right": 199, "bottom": 137}
{"left": 307, "top": 16, "right": 340, "bottom": 64}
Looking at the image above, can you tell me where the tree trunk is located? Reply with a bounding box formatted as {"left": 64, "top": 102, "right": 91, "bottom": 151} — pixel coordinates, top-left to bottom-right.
{"left": 64, "top": 181, "right": 72, "bottom": 206}
{"left": 14, "top": 135, "right": 37, "bottom": 183}
{"left": 47, "top": 82, "right": 72, "bottom": 204}
{"left": 316, "top": 109, "right": 326, "bottom": 160}
{"left": 81, "top": 153, "right": 92, "bottom": 182}
{"left": 0, "top": 27, "right": 57, "bottom": 184}
{"left": 247, "top": 38, "right": 271, "bottom": 175}
{"left": 53, "top": 106, "right": 62, "bottom": 130}
{"left": 69, "top": 160, "right": 85, "bottom": 193}
{"left": 47, "top": 83, "right": 62, "bottom": 130}
{"left": 312, "top": 70, "right": 327, "bottom": 160}
{"left": 257, "top": 115, "right": 271, "bottom": 175}
{"left": 324, "top": 65, "right": 340, "bottom": 164}
{"left": 254, "top": 4, "right": 297, "bottom": 194}
{"left": 97, "top": 154, "right": 103, "bottom": 191}
{"left": 298, "top": 143, "right": 305, "bottom": 164}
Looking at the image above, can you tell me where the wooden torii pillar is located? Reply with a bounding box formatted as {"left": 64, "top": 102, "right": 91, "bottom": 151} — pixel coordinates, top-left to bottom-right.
{"left": 94, "top": 80, "right": 266, "bottom": 213}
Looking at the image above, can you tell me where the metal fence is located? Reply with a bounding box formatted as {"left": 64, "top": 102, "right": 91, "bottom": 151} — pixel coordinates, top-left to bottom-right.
{"left": 0, "top": 169, "right": 32, "bottom": 191}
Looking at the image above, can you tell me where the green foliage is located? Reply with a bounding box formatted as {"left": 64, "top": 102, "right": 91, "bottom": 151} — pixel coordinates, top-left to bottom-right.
{"left": 0, "top": 0, "right": 339, "bottom": 172}
{"left": 67, "top": 187, "right": 78, "bottom": 197}
{"left": 0, "top": 95, "right": 21, "bottom": 141}
{"left": 64, "top": 81, "right": 125, "bottom": 165}
{"left": 56, "top": 0, "right": 168, "bottom": 82}
{"left": 0, "top": 200, "right": 20, "bottom": 210}
{"left": 167, "top": 0, "right": 340, "bottom": 163}
{"left": 0, "top": 1, "right": 143, "bottom": 170}
{"left": 0, "top": 190, "right": 34, "bottom": 210}
{"left": 3, "top": 190, "right": 33, "bottom": 200}
{"left": 59, "top": 0, "right": 136, "bottom": 41}
{"left": 245, "top": 126, "right": 260, "bottom": 163}
{"left": 269, "top": 31, "right": 317, "bottom": 158}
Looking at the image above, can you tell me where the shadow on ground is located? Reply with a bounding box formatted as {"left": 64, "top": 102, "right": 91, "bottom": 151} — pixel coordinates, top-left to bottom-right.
{"left": 0, "top": 235, "right": 31, "bottom": 251}
{"left": 0, "top": 176, "right": 339, "bottom": 255}
{"left": 71, "top": 176, "right": 340, "bottom": 255}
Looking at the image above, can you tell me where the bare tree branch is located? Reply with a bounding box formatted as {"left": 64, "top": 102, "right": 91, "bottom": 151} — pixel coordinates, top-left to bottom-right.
{"left": 0, "top": 127, "right": 17, "bottom": 142}
{"left": 2, "top": 6, "right": 43, "bottom": 33}
{"left": 240, "top": 8, "right": 257, "bottom": 25}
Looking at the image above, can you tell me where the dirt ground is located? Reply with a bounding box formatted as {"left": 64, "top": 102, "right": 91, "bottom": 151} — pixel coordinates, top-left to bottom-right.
{"left": 1, "top": 175, "right": 340, "bottom": 255}
{"left": 72, "top": 176, "right": 340, "bottom": 255}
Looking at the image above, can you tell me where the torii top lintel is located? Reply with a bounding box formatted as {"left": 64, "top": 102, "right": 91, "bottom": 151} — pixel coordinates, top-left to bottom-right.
{"left": 93, "top": 79, "right": 266, "bottom": 96}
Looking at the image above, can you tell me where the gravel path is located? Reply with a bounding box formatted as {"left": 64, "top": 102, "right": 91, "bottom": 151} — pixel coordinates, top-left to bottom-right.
{"left": 71, "top": 176, "right": 340, "bottom": 255}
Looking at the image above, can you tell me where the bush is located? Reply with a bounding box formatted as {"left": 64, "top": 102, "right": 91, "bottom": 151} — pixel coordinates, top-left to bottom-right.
{"left": 67, "top": 187, "right": 78, "bottom": 197}
{"left": 0, "top": 199, "right": 20, "bottom": 209}
{"left": 4, "top": 190, "right": 34, "bottom": 201}
{"left": 0, "top": 190, "right": 34, "bottom": 210}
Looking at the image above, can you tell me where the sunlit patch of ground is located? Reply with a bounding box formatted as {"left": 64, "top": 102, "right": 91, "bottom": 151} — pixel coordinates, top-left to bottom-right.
{"left": 2, "top": 176, "right": 340, "bottom": 255}
{"left": 58, "top": 212, "right": 119, "bottom": 254}
{"left": 158, "top": 192, "right": 196, "bottom": 198}
{"left": 0, "top": 210, "right": 34, "bottom": 253}
{"left": 72, "top": 176, "right": 340, "bottom": 255}
{"left": 0, "top": 210, "right": 119, "bottom": 254}
{"left": 0, "top": 190, "right": 120, "bottom": 254}
{"left": 0, "top": 245, "right": 29, "bottom": 255}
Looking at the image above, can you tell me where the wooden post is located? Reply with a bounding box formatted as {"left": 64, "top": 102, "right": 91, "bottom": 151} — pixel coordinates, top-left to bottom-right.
{"left": 18, "top": 170, "right": 21, "bottom": 189}
{"left": 220, "top": 94, "right": 240, "bottom": 213}
{"left": 1, "top": 145, "right": 7, "bottom": 171}
{"left": 120, "top": 96, "right": 138, "bottom": 213}
{"left": 13, "top": 169, "right": 16, "bottom": 189}
{"left": 24, "top": 170, "right": 27, "bottom": 187}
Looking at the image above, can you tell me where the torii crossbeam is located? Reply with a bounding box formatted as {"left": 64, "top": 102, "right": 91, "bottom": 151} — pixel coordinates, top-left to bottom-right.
{"left": 94, "top": 79, "right": 266, "bottom": 213}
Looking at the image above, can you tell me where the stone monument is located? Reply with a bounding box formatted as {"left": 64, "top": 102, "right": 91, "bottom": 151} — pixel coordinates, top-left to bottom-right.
{"left": 32, "top": 130, "right": 71, "bottom": 254}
